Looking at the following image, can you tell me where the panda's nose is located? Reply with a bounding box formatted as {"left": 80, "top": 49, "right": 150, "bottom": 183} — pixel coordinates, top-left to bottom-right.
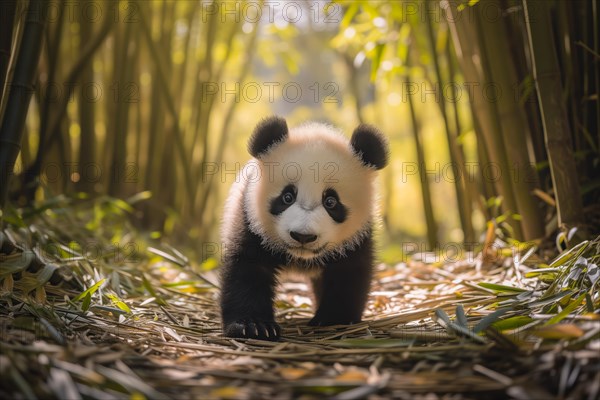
{"left": 290, "top": 231, "right": 318, "bottom": 244}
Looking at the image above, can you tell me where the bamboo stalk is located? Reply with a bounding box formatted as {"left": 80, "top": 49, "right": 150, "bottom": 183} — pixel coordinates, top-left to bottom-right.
{"left": 594, "top": 0, "right": 600, "bottom": 149}
{"left": 0, "top": 0, "right": 17, "bottom": 100}
{"left": 523, "top": 0, "right": 584, "bottom": 228}
{"left": 445, "top": 1, "right": 524, "bottom": 240}
{"left": 19, "top": 0, "right": 66, "bottom": 200}
{"left": 28, "top": 11, "right": 112, "bottom": 193}
{"left": 156, "top": 0, "right": 177, "bottom": 220}
{"left": 445, "top": 36, "right": 477, "bottom": 242}
{"left": 475, "top": 0, "right": 544, "bottom": 241}
{"left": 138, "top": 1, "right": 194, "bottom": 210}
{"left": 0, "top": 0, "right": 48, "bottom": 211}
{"left": 196, "top": 18, "right": 260, "bottom": 233}
{"left": 77, "top": 0, "right": 96, "bottom": 194}
{"left": 424, "top": 4, "right": 473, "bottom": 244}
{"left": 405, "top": 52, "right": 438, "bottom": 250}
{"left": 140, "top": 2, "right": 168, "bottom": 230}
{"left": 108, "top": 16, "right": 134, "bottom": 196}
{"left": 0, "top": 1, "right": 26, "bottom": 127}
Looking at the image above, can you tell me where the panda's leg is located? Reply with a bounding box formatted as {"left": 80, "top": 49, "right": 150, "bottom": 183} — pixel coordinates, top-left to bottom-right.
{"left": 310, "top": 274, "right": 323, "bottom": 308}
{"left": 308, "top": 239, "right": 373, "bottom": 326}
{"left": 220, "top": 259, "right": 281, "bottom": 341}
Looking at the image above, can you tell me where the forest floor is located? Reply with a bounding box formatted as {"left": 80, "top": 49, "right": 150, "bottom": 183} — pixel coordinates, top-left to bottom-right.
{"left": 0, "top": 197, "right": 599, "bottom": 399}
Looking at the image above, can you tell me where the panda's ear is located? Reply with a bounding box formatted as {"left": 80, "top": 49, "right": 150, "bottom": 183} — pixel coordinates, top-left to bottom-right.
{"left": 350, "top": 124, "right": 389, "bottom": 170}
{"left": 248, "top": 116, "right": 289, "bottom": 158}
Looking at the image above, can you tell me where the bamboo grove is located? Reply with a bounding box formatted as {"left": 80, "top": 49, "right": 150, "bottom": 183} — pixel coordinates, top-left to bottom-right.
{"left": 0, "top": 0, "right": 598, "bottom": 252}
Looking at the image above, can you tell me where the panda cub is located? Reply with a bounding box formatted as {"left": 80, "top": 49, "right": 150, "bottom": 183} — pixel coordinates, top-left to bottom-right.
{"left": 220, "top": 116, "right": 389, "bottom": 340}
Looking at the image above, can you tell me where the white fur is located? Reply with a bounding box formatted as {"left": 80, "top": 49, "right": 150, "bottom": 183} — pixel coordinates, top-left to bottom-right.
{"left": 222, "top": 122, "right": 379, "bottom": 265}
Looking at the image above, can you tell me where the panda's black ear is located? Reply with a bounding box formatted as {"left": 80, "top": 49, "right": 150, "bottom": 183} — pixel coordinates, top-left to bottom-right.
{"left": 248, "top": 116, "right": 289, "bottom": 158}
{"left": 350, "top": 124, "right": 389, "bottom": 170}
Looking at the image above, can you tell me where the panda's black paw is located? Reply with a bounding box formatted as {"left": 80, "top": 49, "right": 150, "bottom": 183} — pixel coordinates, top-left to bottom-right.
{"left": 223, "top": 320, "right": 281, "bottom": 341}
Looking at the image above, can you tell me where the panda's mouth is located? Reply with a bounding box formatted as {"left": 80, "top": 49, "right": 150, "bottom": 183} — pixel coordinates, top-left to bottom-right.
{"left": 286, "top": 244, "right": 327, "bottom": 258}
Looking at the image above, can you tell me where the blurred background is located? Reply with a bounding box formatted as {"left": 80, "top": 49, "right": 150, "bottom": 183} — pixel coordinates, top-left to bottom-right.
{"left": 1, "top": 0, "right": 598, "bottom": 261}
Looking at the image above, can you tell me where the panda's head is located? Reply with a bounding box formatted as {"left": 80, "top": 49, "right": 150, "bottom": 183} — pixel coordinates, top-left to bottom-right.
{"left": 244, "top": 116, "right": 389, "bottom": 263}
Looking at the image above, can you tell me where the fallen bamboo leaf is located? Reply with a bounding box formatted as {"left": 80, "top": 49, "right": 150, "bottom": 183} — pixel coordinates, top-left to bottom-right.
{"left": 278, "top": 367, "right": 310, "bottom": 380}
{"left": 533, "top": 324, "right": 585, "bottom": 339}
{"left": 73, "top": 278, "right": 106, "bottom": 302}
{"left": 477, "top": 282, "right": 527, "bottom": 294}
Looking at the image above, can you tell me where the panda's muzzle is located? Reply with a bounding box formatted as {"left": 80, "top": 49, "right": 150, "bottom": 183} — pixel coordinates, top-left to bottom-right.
{"left": 289, "top": 231, "right": 318, "bottom": 244}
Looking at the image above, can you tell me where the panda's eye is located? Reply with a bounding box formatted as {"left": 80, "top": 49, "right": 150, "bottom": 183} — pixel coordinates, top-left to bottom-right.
{"left": 324, "top": 196, "right": 337, "bottom": 209}
{"left": 282, "top": 192, "right": 295, "bottom": 205}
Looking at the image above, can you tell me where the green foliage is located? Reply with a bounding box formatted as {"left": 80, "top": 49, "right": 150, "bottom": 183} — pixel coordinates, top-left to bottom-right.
{"left": 72, "top": 278, "right": 106, "bottom": 302}
{"left": 435, "top": 236, "right": 600, "bottom": 345}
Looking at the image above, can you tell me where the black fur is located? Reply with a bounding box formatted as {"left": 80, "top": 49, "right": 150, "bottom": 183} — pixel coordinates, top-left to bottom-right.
{"left": 269, "top": 184, "right": 296, "bottom": 216}
{"left": 248, "top": 116, "right": 289, "bottom": 158}
{"left": 219, "top": 209, "right": 374, "bottom": 341}
{"left": 350, "top": 124, "right": 389, "bottom": 170}
{"left": 220, "top": 213, "right": 285, "bottom": 340}
{"left": 322, "top": 188, "right": 347, "bottom": 223}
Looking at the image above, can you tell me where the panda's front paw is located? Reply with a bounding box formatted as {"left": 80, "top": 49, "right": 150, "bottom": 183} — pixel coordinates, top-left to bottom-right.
{"left": 223, "top": 320, "right": 281, "bottom": 341}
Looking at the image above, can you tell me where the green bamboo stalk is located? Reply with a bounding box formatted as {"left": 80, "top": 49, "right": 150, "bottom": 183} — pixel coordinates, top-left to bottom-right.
{"left": 445, "top": 36, "right": 476, "bottom": 243}
{"left": 0, "top": 1, "right": 26, "bottom": 129}
{"left": 474, "top": 126, "right": 493, "bottom": 222}
{"left": 33, "top": 11, "right": 112, "bottom": 180}
{"left": 19, "top": 0, "right": 66, "bottom": 199}
{"left": 476, "top": 0, "right": 544, "bottom": 240}
{"left": 196, "top": 18, "right": 260, "bottom": 232}
{"left": 505, "top": 0, "right": 547, "bottom": 176}
{"left": 175, "top": 2, "right": 199, "bottom": 109}
{"left": 424, "top": 4, "right": 473, "bottom": 243}
{"left": 0, "top": 0, "right": 17, "bottom": 100}
{"left": 445, "top": 1, "right": 524, "bottom": 240}
{"left": 405, "top": 51, "right": 438, "bottom": 249}
{"left": 77, "top": 0, "right": 96, "bottom": 194}
{"left": 156, "top": 0, "right": 178, "bottom": 219}
{"left": 409, "top": 83, "right": 438, "bottom": 250}
{"left": 523, "top": 0, "right": 584, "bottom": 228}
{"left": 0, "top": 0, "right": 48, "bottom": 211}
{"left": 108, "top": 17, "right": 134, "bottom": 196}
{"left": 138, "top": 1, "right": 194, "bottom": 209}
{"left": 594, "top": 0, "right": 600, "bottom": 149}
{"left": 189, "top": 18, "right": 238, "bottom": 216}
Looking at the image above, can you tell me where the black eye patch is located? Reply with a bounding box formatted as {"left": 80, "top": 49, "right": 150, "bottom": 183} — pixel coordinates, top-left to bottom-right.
{"left": 269, "top": 184, "right": 297, "bottom": 216}
{"left": 322, "top": 188, "right": 347, "bottom": 223}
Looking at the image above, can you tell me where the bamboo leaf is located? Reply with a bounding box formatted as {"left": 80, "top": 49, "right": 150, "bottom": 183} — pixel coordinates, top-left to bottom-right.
{"left": 455, "top": 305, "right": 468, "bottom": 328}
{"left": 73, "top": 278, "right": 106, "bottom": 302}
{"left": 491, "top": 316, "right": 534, "bottom": 331}
{"left": 478, "top": 282, "right": 527, "bottom": 293}
{"left": 528, "top": 290, "right": 573, "bottom": 307}
{"left": 433, "top": 308, "right": 452, "bottom": 328}
{"left": 332, "top": 339, "right": 414, "bottom": 348}
{"left": 142, "top": 274, "right": 167, "bottom": 306}
{"left": 341, "top": 3, "right": 359, "bottom": 28}
{"left": 533, "top": 324, "right": 584, "bottom": 339}
{"left": 473, "top": 308, "right": 510, "bottom": 333}
{"left": 126, "top": 191, "right": 152, "bottom": 205}
{"left": 82, "top": 292, "right": 91, "bottom": 312}
{"left": 370, "top": 43, "right": 385, "bottom": 81}
{"left": 0, "top": 250, "right": 35, "bottom": 278}
{"left": 548, "top": 241, "right": 589, "bottom": 268}
{"left": 106, "top": 294, "right": 131, "bottom": 314}
{"left": 587, "top": 264, "right": 599, "bottom": 285}
{"left": 585, "top": 293, "right": 594, "bottom": 312}
{"left": 545, "top": 292, "right": 586, "bottom": 325}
